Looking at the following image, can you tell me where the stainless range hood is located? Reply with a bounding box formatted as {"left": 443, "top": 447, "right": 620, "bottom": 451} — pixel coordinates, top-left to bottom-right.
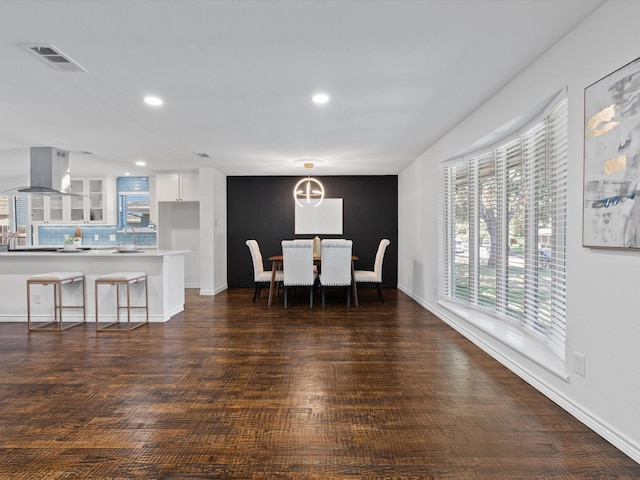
{"left": 3, "top": 147, "right": 73, "bottom": 196}
{"left": 25, "top": 147, "right": 71, "bottom": 194}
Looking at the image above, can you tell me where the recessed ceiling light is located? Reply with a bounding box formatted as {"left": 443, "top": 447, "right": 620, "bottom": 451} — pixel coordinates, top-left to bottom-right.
{"left": 135, "top": 160, "right": 146, "bottom": 166}
{"left": 311, "top": 93, "right": 330, "bottom": 104}
{"left": 124, "top": 172, "right": 130, "bottom": 176}
{"left": 143, "top": 96, "right": 163, "bottom": 106}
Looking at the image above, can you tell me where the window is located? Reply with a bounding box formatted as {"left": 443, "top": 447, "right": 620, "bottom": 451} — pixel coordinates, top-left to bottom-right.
{"left": 441, "top": 98, "right": 567, "bottom": 359}
{"left": 116, "top": 177, "right": 150, "bottom": 229}
{"left": 0, "top": 196, "right": 8, "bottom": 225}
{"left": 0, "top": 196, "right": 28, "bottom": 246}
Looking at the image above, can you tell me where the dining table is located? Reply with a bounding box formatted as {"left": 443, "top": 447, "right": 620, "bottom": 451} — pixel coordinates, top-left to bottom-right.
{"left": 267, "top": 255, "right": 359, "bottom": 307}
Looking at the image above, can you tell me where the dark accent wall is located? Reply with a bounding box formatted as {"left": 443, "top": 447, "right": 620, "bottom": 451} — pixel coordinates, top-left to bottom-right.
{"left": 228, "top": 176, "right": 398, "bottom": 288}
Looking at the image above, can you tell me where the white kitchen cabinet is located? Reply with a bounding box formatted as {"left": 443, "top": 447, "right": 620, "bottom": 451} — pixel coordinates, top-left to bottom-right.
{"left": 29, "top": 177, "right": 105, "bottom": 224}
{"left": 29, "top": 194, "right": 64, "bottom": 223}
{"left": 156, "top": 173, "right": 199, "bottom": 202}
{"left": 69, "top": 178, "right": 105, "bottom": 223}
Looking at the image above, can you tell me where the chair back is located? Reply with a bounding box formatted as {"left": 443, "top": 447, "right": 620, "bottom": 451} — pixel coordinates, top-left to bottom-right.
{"left": 320, "top": 239, "right": 353, "bottom": 286}
{"left": 373, "top": 239, "right": 391, "bottom": 282}
{"left": 282, "top": 240, "right": 315, "bottom": 286}
{"left": 245, "top": 239, "right": 264, "bottom": 280}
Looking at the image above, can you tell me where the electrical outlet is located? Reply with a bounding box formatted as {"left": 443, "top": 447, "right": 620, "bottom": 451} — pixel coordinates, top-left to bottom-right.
{"left": 94, "top": 234, "right": 99, "bottom": 241}
{"left": 574, "top": 352, "right": 586, "bottom": 377}
{"left": 109, "top": 234, "right": 116, "bottom": 241}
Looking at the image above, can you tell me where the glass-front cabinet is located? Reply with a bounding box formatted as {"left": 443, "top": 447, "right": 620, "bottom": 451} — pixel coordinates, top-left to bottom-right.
{"left": 49, "top": 194, "right": 64, "bottom": 222}
{"left": 70, "top": 180, "right": 84, "bottom": 222}
{"left": 29, "top": 194, "right": 64, "bottom": 223}
{"left": 30, "top": 195, "right": 45, "bottom": 223}
{"left": 29, "top": 177, "right": 104, "bottom": 224}
{"left": 69, "top": 178, "right": 104, "bottom": 223}
{"left": 88, "top": 179, "right": 104, "bottom": 222}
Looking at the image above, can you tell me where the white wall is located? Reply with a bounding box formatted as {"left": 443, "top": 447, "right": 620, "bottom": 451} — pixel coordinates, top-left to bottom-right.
{"left": 103, "top": 174, "right": 117, "bottom": 226}
{"left": 199, "top": 167, "right": 227, "bottom": 295}
{"left": 213, "top": 168, "right": 227, "bottom": 294}
{"left": 399, "top": 0, "right": 640, "bottom": 463}
{"left": 0, "top": 176, "right": 28, "bottom": 192}
{"left": 158, "top": 201, "right": 200, "bottom": 287}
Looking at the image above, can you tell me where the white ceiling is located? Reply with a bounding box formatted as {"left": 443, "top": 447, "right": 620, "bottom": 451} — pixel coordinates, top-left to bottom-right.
{"left": 0, "top": 0, "right": 604, "bottom": 180}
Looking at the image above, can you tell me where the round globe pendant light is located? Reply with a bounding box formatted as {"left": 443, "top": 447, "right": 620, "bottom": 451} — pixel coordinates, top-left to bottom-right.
{"left": 294, "top": 177, "right": 324, "bottom": 207}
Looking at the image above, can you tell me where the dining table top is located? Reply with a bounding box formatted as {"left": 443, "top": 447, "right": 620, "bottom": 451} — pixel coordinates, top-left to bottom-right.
{"left": 268, "top": 255, "right": 358, "bottom": 261}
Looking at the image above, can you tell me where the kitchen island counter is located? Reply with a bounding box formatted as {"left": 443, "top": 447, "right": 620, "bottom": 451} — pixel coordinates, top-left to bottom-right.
{"left": 0, "top": 249, "right": 188, "bottom": 323}
{"left": 2, "top": 248, "right": 182, "bottom": 256}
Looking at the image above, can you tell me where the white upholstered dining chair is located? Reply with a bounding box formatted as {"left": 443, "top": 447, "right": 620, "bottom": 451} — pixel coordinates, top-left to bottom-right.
{"left": 319, "top": 239, "right": 353, "bottom": 308}
{"left": 353, "top": 238, "right": 390, "bottom": 303}
{"left": 282, "top": 239, "right": 318, "bottom": 308}
{"left": 246, "top": 239, "right": 283, "bottom": 303}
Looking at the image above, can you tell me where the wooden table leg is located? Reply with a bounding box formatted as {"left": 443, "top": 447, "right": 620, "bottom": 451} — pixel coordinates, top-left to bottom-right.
{"left": 268, "top": 262, "right": 278, "bottom": 306}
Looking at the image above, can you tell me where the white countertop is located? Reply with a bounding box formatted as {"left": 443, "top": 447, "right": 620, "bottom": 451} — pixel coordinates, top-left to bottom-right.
{"left": 0, "top": 248, "right": 189, "bottom": 257}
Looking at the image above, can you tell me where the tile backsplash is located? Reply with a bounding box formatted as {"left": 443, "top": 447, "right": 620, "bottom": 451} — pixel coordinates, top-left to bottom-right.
{"left": 116, "top": 176, "right": 149, "bottom": 192}
{"left": 37, "top": 225, "right": 156, "bottom": 247}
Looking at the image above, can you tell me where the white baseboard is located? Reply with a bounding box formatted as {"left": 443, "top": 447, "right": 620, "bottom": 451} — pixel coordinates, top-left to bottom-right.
{"left": 199, "top": 284, "right": 228, "bottom": 296}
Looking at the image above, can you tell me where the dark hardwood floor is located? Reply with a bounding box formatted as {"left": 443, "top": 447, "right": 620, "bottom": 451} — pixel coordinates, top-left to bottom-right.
{"left": 0, "top": 287, "right": 638, "bottom": 479}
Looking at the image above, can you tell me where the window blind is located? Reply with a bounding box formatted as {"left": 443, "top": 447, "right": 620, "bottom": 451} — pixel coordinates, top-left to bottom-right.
{"left": 440, "top": 97, "right": 568, "bottom": 359}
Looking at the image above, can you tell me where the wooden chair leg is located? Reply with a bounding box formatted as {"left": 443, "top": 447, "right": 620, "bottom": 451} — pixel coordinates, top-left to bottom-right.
{"left": 284, "top": 287, "right": 288, "bottom": 308}
{"left": 309, "top": 286, "right": 314, "bottom": 309}
{"left": 376, "top": 283, "right": 384, "bottom": 303}
{"left": 347, "top": 286, "right": 351, "bottom": 308}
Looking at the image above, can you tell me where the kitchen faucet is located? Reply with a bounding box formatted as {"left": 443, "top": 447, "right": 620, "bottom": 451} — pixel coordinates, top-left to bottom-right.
{"left": 124, "top": 227, "right": 137, "bottom": 247}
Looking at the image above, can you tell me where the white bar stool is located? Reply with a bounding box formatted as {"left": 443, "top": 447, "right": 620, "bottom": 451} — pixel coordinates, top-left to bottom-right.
{"left": 95, "top": 272, "right": 149, "bottom": 332}
{"left": 27, "top": 272, "right": 86, "bottom": 332}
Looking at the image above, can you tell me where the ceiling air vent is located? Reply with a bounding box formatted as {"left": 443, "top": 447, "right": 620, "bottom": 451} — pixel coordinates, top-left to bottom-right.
{"left": 21, "top": 44, "right": 87, "bottom": 72}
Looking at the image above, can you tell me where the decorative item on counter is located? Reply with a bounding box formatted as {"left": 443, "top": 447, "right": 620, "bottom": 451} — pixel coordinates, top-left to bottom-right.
{"left": 64, "top": 234, "right": 75, "bottom": 251}
{"left": 313, "top": 236, "right": 321, "bottom": 257}
{"left": 73, "top": 227, "right": 82, "bottom": 247}
{"left": 0, "top": 229, "right": 18, "bottom": 251}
